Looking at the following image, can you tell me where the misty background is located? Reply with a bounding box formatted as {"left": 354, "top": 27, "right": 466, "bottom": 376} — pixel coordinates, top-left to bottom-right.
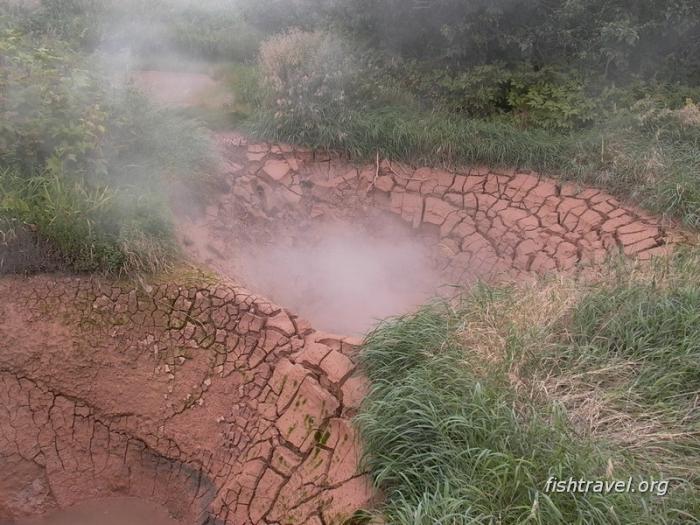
{"left": 1, "top": 0, "right": 699, "bottom": 275}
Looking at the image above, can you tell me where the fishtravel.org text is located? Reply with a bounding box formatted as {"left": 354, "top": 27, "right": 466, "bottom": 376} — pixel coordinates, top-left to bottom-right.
{"left": 544, "top": 476, "right": 669, "bottom": 496}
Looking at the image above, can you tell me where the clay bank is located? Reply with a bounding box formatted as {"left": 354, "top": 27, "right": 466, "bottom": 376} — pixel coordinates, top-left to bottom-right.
{"left": 0, "top": 274, "right": 373, "bottom": 524}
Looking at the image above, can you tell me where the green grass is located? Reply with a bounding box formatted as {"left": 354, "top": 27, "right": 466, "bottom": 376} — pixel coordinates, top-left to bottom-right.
{"left": 570, "top": 281, "right": 700, "bottom": 414}
{"left": 543, "top": 253, "right": 700, "bottom": 477}
{"left": 243, "top": 103, "right": 700, "bottom": 228}
{"left": 356, "top": 255, "right": 700, "bottom": 524}
{"left": 0, "top": 167, "right": 178, "bottom": 273}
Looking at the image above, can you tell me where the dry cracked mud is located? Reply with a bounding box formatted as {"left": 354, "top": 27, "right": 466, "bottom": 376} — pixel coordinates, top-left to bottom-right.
{"left": 0, "top": 276, "right": 374, "bottom": 524}
{"left": 178, "top": 132, "right": 675, "bottom": 333}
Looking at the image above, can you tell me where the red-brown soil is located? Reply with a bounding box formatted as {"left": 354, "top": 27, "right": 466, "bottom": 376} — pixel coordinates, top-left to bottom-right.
{"left": 130, "top": 70, "right": 231, "bottom": 108}
{"left": 17, "top": 497, "right": 181, "bottom": 525}
{"left": 0, "top": 275, "right": 374, "bottom": 524}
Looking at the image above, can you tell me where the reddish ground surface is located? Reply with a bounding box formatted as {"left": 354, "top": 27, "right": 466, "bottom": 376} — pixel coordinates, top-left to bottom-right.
{"left": 130, "top": 70, "right": 231, "bottom": 108}
{"left": 0, "top": 71, "right": 683, "bottom": 525}
{"left": 177, "top": 130, "right": 675, "bottom": 332}
{"left": 17, "top": 497, "right": 181, "bottom": 525}
{"left": 0, "top": 275, "right": 374, "bottom": 524}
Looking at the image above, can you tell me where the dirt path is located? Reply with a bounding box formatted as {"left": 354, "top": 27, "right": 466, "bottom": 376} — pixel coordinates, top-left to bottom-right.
{"left": 130, "top": 70, "right": 232, "bottom": 108}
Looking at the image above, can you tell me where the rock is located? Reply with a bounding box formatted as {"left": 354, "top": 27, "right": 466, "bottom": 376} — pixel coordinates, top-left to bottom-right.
{"left": 374, "top": 175, "right": 394, "bottom": 192}
{"left": 319, "top": 350, "right": 354, "bottom": 384}
{"left": 400, "top": 192, "right": 424, "bottom": 228}
{"left": 247, "top": 144, "right": 269, "bottom": 154}
{"left": 275, "top": 376, "right": 339, "bottom": 450}
{"left": 246, "top": 151, "right": 266, "bottom": 162}
{"left": 267, "top": 311, "right": 296, "bottom": 336}
{"left": 623, "top": 237, "right": 659, "bottom": 255}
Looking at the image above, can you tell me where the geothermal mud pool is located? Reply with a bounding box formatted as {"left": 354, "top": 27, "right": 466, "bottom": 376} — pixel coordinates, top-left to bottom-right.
{"left": 181, "top": 207, "right": 443, "bottom": 335}
{"left": 0, "top": 71, "right": 676, "bottom": 525}
{"left": 177, "top": 131, "right": 672, "bottom": 334}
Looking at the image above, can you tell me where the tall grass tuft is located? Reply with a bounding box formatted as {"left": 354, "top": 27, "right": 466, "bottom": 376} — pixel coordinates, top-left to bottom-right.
{"left": 357, "top": 270, "right": 699, "bottom": 523}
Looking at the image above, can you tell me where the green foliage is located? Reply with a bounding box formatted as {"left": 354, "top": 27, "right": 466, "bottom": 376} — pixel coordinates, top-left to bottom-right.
{"left": 240, "top": 0, "right": 700, "bottom": 139}
{"left": 567, "top": 256, "right": 700, "bottom": 421}
{"left": 238, "top": 0, "right": 327, "bottom": 34}
{"left": 225, "top": 63, "right": 268, "bottom": 116}
{"left": 357, "top": 293, "right": 698, "bottom": 523}
{"left": 396, "top": 63, "right": 510, "bottom": 117}
{"left": 392, "top": 63, "right": 598, "bottom": 130}
{"left": 3, "top": 0, "right": 263, "bottom": 61}
{"left": 0, "top": 30, "right": 103, "bottom": 174}
{"left": 0, "top": 29, "right": 214, "bottom": 273}
{"left": 11, "top": 0, "right": 104, "bottom": 49}
{"left": 1, "top": 168, "right": 123, "bottom": 272}
{"left": 300, "top": 0, "right": 700, "bottom": 83}
{"left": 257, "top": 30, "right": 398, "bottom": 139}
{"left": 166, "top": 2, "right": 262, "bottom": 61}
{"left": 506, "top": 70, "right": 597, "bottom": 131}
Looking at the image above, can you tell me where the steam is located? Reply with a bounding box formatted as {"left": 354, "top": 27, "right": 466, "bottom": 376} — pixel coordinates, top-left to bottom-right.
{"left": 234, "top": 220, "right": 442, "bottom": 335}
{"left": 7, "top": 0, "right": 445, "bottom": 330}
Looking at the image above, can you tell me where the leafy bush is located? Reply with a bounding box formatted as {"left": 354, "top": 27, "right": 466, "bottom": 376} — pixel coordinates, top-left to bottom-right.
{"left": 309, "top": 0, "right": 700, "bottom": 83}
{"left": 393, "top": 63, "right": 598, "bottom": 130}
{"left": 3, "top": 0, "right": 262, "bottom": 61}
{"left": 0, "top": 31, "right": 105, "bottom": 174}
{"left": 0, "top": 29, "right": 214, "bottom": 273}
{"left": 9, "top": 0, "right": 104, "bottom": 49}
{"left": 168, "top": 4, "right": 262, "bottom": 61}
{"left": 258, "top": 29, "right": 367, "bottom": 135}
{"left": 395, "top": 63, "right": 510, "bottom": 116}
{"left": 506, "top": 69, "right": 598, "bottom": 130}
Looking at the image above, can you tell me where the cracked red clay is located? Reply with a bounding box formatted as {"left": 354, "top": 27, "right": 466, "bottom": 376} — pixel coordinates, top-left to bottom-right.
{"left": 0, "top": 276, "right": 375, "bottom": 524}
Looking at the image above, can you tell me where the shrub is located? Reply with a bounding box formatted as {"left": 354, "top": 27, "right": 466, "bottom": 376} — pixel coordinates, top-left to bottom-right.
{"left": 11, "top": 0, "right": 104, "bottom": 50}
{"left": 0, "top": 30, "right": 102, "bottom": 174}
{"left": 381, "top": 62, "right": 603, "bottom": 130}
{"left": 506, "top": 69, "right": 598, "bottom": 131}
{"left": 3, "top": 0, "right": 263, "bottom": 61}
{"left": 258, "top": 29, "right": 382, "bottom": 137}
{"left": 0, "top": 29, "right": 214, "bottom": 273}
{"left": 168, "top": 5, "right": 261, "bottom": 61}
{"left": 392, "top": 63, "right": 510, "bottom": 116}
